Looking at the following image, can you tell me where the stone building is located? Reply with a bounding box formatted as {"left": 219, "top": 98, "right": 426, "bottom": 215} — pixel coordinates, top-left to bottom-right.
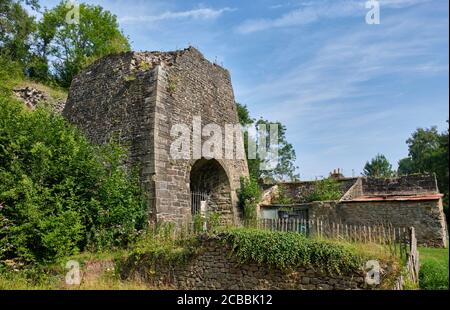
{"left": 259, "top": 174, "right": 448, "bottom": 247}
{"left": 63, "top": 47, "right": 249, "bottom": 225}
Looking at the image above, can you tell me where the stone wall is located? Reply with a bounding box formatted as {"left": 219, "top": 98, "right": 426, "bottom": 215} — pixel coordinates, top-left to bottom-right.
{"left": 336, "top": 200, "right": 447, "bottom": 247}
{"left": 122, "top": 237, "right": 372, "bottom": 290}
{"left": 361, "top": 174, "right": 438, "bottom": 196}
{"left": 278, "top": 178, "right": 357, "bottom": 203}
{"left": 64, "top": 47, "right": 249, "bottom": 225}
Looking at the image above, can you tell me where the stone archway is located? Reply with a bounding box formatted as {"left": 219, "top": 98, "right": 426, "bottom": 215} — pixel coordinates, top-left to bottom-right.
{"left": 189, "top": 158, "right": 233, "bottom": 223}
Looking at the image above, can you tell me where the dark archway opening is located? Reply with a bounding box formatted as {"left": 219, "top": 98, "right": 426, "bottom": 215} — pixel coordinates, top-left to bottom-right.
{"left": 190, "top": 158, "right": 232, "bottom": 223}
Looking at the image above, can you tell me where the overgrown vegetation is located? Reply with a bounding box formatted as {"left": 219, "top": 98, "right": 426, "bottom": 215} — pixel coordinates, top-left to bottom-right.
{"left": 272, "top": 185, "right": 293, "bottom": 205}
{"left": 419, "top": 247, "right": 449, "bottom": 290}
{"left": 0, "top": 97, "right": 148, "bottom": 264}
{"left": 222, "top": 228, "right": 366, "bottom": 274}
{"left": 238, "top": 177, "right": 262, "bottom": 223}
{"left": 128, "top": 223, "right": 199, "bottom": 268}
{"left": 0, "top": 252, "right": 151, "bottom": 290}
{"left": 305, "top": 178, "right": 342, "bottom": 202}
{"left": 0, "top": 56, "right": 23, "bottom": 95}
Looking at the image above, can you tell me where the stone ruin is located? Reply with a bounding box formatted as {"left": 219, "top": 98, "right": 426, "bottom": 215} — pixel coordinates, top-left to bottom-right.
{"left": 13, "top": 86, "right": 65, "bottom": 113}
{"left": 63, "top": 47, "right": 249, "bottom": 225}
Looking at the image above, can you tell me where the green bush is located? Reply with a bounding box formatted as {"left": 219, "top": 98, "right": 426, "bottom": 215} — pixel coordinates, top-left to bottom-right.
{"left": 238, "top": 177, "right": 261, "bottom": 222}
{"left": 0, "top": 98, "right": 147, "bottom": 263}
{"left": 223, "top": 228, "right": 363, "bottom": 274}
{"left": 305, "top": 178, "right": 342, "bottom": 202}
{"left": 272, "top": 185, "right": 293, "bottom": 205}
{"left": 130, "top": 223, "right": 198, "bottom": 267}
{"left": 0, "top": 55, "right": 23, "bottom": 95}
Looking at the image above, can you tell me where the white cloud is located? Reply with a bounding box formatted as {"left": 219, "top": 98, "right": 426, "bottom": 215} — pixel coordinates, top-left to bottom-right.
{"left": 120, "top": 7, "right": 235, "bottom": 24}
{"left": 237, "top": 4, "right": 447, "bottom": 179}
{"left": 236, "top": 0, "right": 430, "bottom": 34}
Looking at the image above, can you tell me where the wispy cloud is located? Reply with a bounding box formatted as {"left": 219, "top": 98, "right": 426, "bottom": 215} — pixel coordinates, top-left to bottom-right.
{"left": 243, "top": 11, "right": 446, "bottom": 122}
{"left": 236, "top": 1, "right": 362, "bottom": 34}
{"left": 237, "top": 4, "right": 447, "bottom": 178}
{"left": 236, "top": 0, "right": 429, "bottom": 34}
{"left": 120, "top": 7, "right": 235, "bottom": 24}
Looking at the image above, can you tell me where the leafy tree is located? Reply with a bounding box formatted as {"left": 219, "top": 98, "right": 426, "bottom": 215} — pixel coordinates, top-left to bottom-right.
{"left": 235, "top": 102, "right": 299, "bottom": 182}
{"left": 235, "top": 102, "right": 254, "bottom": 126}
{"left": 0, "top": 0, "right": 36, "bottom": 64}
{"left": 398, "top": 124, "right": 449, "bottom": 220}
{"left": 363, "top": 154, "right": 394, "bottom": 178}
{"left": 256, "top": 119, "right": 299, "bottom": 182}
{"left": 398, "top": 157, "right": 415, "bottom": 175}
{"left": 37, "top": 1, "right": 130, "bottom": 87}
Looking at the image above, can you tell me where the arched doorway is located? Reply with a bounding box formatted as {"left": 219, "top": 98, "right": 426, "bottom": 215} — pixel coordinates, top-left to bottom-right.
{"left": 190, "top": 158, "right": 233, "bottom": 223}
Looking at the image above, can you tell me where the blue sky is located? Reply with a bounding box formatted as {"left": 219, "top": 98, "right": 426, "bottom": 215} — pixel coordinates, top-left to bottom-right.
{"left": 39, "top": 0, "right": 449, "bottom": 180}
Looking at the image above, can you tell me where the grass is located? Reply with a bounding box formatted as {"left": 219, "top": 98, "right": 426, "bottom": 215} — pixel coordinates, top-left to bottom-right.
{"left": 0, "top": 251, "right": 154, "bottom": 290}
{"left": 419, "top": 247, "right": 449, "bottom": 290}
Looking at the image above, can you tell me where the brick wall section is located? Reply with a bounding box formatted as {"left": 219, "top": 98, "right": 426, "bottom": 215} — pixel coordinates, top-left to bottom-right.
{"left": 361, "top": 174, "right": 439, "bottom": 196}
{"left": 122, "top": 237, "right": 369, "bottom": 290}
{"left": 279, "top": 178, "right": 357, "bottom": 203}
{"left": 337, "top": 200, "right": 447, "bottom": 247}
{"left": 154, "top": 48, "right": 248, "bottom": 224}
{"left": 64, "top": 47, "right": 249, "bottom": 225}
{"left": 306, "top": 200, "right": 447, "bottom": 247}
{"left": 340, "top": 178, "right": 363, "bottom": 201}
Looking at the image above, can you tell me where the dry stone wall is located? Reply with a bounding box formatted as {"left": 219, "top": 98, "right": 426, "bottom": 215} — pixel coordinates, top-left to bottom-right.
{"left": 361, "top": 174, "right": 439, "bottom": 196}
{"left": 122, "top": 237, "right": 370, "bottom": 290}
{"left": 336, "top": 200, "right": 447, "bottom": 247}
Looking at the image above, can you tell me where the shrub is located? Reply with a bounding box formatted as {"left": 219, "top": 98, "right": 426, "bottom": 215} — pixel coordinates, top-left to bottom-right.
{"left": 0, "top": 55, "right": 23, "bottom": 95}
{"left": 130, "top": 223, "right": 198, "bottom": 267}
{"left": 272, "top": 185, "right": 293, "bottom": 205}
{"left": 305, "top": 178, "right": 342, "bottom": 202}
{"left": 238, "top": 177, "right": 261, "bottom": 223}
{"left": 222, "top": 228, "right": 363, "bottom": 274}
{"left": 0, "top": 98, "right": 147, "bottom": 263}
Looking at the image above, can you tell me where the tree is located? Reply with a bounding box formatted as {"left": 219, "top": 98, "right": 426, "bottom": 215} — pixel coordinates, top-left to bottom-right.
{"left": 235, "top": 103, "right": 299, "bottom": 182}
{"left": 398, "top": 123, "right": 449, "bottom": 220}
{"left": 363, "top": 154, "right": 394, "bottom": 178}
{"left": 235, "top": 102, "right": 254, "bottom": 126}
{"left": 0, "top": 0, "right": 37, "bottom": 64}
{"left": 37, "top": 1, "right": 130, "bottom": 87}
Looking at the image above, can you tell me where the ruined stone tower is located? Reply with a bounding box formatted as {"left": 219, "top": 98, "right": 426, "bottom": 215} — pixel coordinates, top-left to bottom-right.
{"left": 63, "top": 47, "right": 249, "bottom": 225}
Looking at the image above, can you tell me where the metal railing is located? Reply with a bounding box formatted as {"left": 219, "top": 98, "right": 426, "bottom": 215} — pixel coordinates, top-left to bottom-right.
{"left": 191, "top": 191, "right": 210, "bottom": 216}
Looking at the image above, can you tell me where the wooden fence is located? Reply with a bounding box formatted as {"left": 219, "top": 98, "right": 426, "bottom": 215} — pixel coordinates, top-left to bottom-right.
{"left": 244, "top": 218, "right": 414, "bottom": 260}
